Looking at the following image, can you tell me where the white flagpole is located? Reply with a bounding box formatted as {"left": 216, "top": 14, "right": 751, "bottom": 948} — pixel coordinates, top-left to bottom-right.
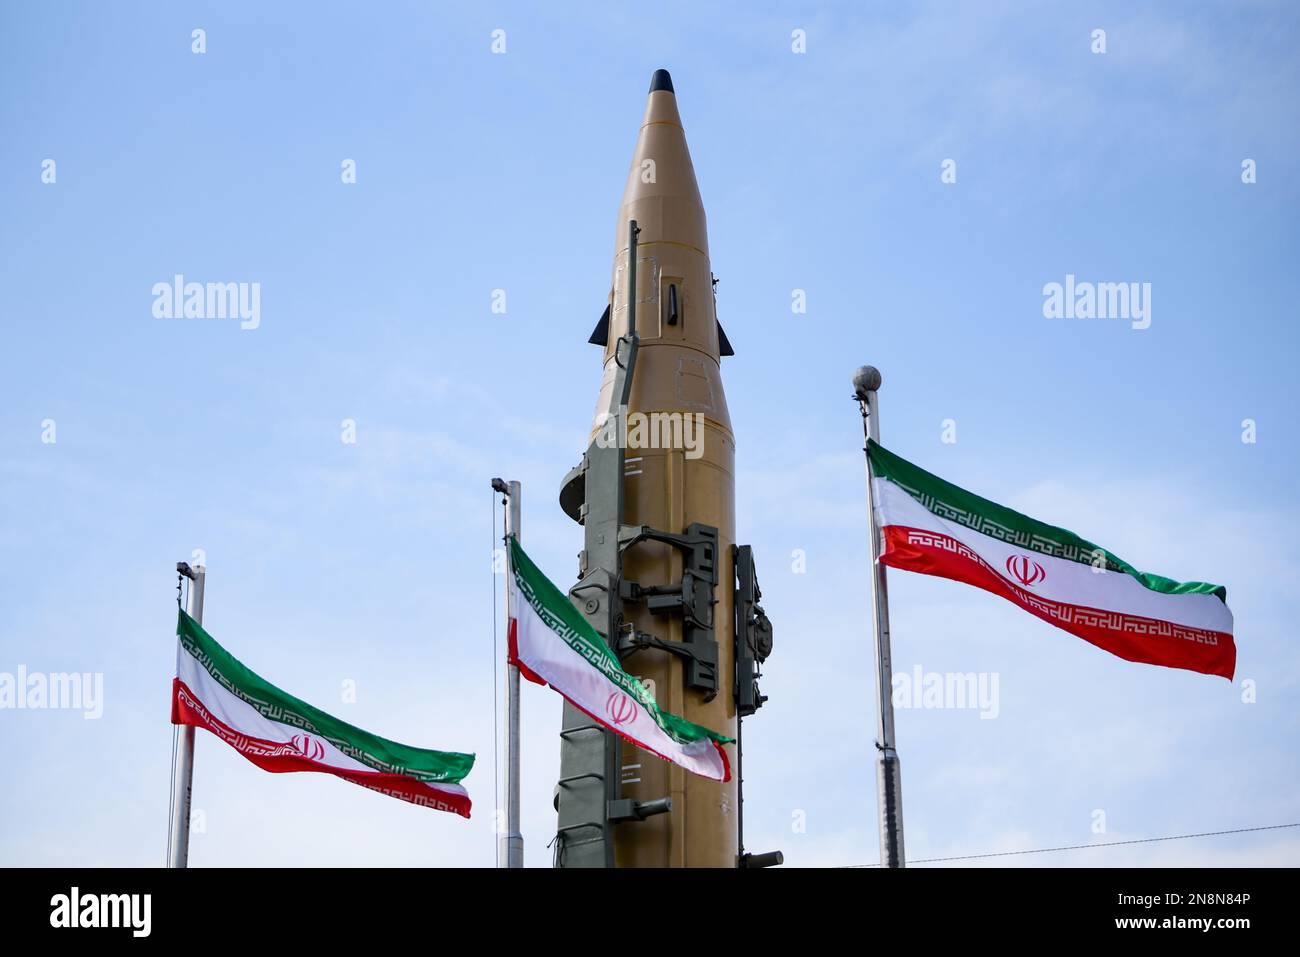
{"left": 853, "top": 366, "right": 906, "bottom": 868}
{"left": 167, "top": 562, "right": 205, "bottom": 869}
{"left": 494, "top": 479, "right": 525, "bottom": 868}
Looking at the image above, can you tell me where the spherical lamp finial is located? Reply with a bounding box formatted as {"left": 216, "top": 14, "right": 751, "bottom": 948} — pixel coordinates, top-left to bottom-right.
{"left": 852, "top": 365, "right": 882, "bottom": 400}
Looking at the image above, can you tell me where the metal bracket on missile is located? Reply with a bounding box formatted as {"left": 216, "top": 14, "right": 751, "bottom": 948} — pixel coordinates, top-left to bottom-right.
{"left": 616, "top": 521, "right": 720, "bottom": 698}
{"left": 607, "top": 796, "right": 672, "bottom": 824}
{"left": 734, "top": 544, "right": 773, "bottom": 717}
{"left": 613, "top": 626, "right": 719, "bottom": 692}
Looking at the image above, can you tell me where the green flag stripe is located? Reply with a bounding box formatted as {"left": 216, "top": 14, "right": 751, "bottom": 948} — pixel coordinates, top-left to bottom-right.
{"left": 509, "top": 536, "right": 732, "bottom": 746}
{"left": 867, "top": 439, "right": 1226, "bottom": 602}
{"left": 176, "top": 611, "right": 474, "bottom": 783}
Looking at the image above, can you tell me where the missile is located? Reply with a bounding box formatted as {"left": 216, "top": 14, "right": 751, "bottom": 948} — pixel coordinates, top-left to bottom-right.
{"left": 555, "top": 69, "right": 772, "bottom": 868}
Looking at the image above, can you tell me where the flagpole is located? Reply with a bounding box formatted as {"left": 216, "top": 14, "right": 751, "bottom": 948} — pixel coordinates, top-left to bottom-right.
{"left": 167, "top": 562, "right": 205, "bottom": 869}
{"left": 853, "top": 365, "right": 906, "bottom": 868}
{"left": 493, "top": 478, "right": 525, "bottom": 869}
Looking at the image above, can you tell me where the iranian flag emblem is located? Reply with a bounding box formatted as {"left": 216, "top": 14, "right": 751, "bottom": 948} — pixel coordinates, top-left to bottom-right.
{"left": 507, "top": 536, "right": 733, "bottom": 781}
{"left": 868, "top": 440, "right": 1236, "bottom": 679}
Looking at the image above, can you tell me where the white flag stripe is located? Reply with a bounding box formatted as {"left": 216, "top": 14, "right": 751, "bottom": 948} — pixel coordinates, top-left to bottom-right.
{"left": 177, "top": 643, "right": 372, "bottom": 774}
{"left": 176, "top": 644, "right": 470, "bottom": 799}
{"left": 510, "top": 579, "right": 726, "bottom": 781}
{"left": 874, "top": 477, "right": 1233, "bottom": 634}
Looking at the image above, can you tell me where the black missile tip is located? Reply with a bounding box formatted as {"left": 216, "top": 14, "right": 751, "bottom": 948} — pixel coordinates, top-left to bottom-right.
{"left": 649, "top": 69, "right": 674, "bottom": 93}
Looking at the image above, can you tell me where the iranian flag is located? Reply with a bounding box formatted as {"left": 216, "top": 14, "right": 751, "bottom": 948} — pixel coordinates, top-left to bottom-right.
{"left": 171, "top": 610, "right": 474, "bottom": 816}
{"left": 868, "top": 440, "right": 1236, "bottom": 680}
{"left": 507, "top": 536, "right": 733, "bottom": 781}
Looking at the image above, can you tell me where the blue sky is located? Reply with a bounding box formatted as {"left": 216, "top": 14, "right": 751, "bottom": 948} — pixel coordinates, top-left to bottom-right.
{"left": 1, "top": 0, "right": 1297, "bottom": 867}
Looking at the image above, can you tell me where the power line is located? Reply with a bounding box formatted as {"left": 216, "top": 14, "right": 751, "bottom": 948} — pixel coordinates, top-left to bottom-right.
{"left": 841, "top": 822, "right": 1300, "bottom": 867}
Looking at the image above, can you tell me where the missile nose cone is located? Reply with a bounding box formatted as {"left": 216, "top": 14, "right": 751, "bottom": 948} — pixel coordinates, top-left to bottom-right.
{"left": 605, "top": 67, "right": 726, "bottom": 369}
{"left": 622, "top": 68, "right": 700, "bottom": 241}
{"left": 649, "top": 68, "right": 674, "bottom": 93}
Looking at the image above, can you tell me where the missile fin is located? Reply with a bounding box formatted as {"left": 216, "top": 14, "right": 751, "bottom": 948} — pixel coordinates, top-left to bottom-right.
{"left": 589, "top": 304, "right": 610, "bottom": 346}
{"left": 717, "top": 319, "right": 735, "bottom": 357}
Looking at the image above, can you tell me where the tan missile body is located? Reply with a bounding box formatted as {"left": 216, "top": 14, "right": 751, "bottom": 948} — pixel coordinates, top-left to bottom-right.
{"left": 604, "top": 72, "right": 736, "bottom": 868}
{"left": 561, "top": 70, "right": 739, "bottom": 867}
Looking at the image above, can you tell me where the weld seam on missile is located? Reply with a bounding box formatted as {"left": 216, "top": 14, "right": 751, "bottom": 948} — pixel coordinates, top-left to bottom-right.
{"left": 625, "top": 239, "right": 708, "bottom": 257}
